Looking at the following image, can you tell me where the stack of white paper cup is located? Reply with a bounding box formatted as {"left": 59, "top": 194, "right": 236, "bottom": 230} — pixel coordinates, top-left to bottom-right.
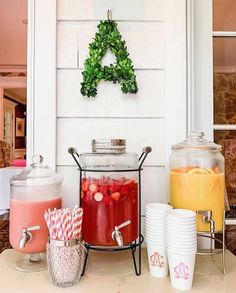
{"left": 145, "top": 203, "right": 173, "bottom": 278}
{"left": 166, "top": 209, "right": 197, "bottom": 291}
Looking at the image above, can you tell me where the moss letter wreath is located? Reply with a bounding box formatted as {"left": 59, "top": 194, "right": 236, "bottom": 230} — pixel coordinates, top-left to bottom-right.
{"left": 81, "top": 20, "right": 138, "bottom": 97}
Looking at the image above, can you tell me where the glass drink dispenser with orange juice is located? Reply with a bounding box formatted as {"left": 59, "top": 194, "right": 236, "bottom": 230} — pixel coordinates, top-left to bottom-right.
{"left": 170, "top": 132, "right": 226, "bottom": 232}
{"left": 9, "top": 155, "right": 62, "bottom": 272}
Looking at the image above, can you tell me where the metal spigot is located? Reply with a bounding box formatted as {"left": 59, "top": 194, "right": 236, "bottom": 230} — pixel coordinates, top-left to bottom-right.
{"left": 111, "top": 220, "right": 131, "bottom": 246}
{"left": 19, "top": 225, "right": 40, "bottom": 249}
{"left": 196, "top": 210, "right": 215, "bottom": 233}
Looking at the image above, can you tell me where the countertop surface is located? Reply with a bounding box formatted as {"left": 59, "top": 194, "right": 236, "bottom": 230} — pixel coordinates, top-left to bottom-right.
{"left": 0, "top": 249, "right": 236, "bottom": 293}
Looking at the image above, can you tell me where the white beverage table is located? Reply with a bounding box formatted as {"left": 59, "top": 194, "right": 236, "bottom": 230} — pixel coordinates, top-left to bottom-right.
{"left": 0, "top": 249, "right": 236, "bottom": 293}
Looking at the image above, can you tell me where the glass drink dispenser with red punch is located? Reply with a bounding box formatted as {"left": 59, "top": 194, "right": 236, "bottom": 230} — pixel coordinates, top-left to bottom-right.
{"left": 68, "top": 139, "right": 151, "bottom": 275}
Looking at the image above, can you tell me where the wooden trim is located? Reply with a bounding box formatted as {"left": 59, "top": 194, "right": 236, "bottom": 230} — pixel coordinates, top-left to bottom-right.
{"left": 27, "top": 0, "right": 35, "bottom": 164}
{"left": 0, "top": 77, "right": 26, "bottom": 88}
{"left": 193, "top": 0, "right": 213, "bottom": 140}
{"left": 213, "top": 31, "right": 236, "bottom": 37}
{"left": 187, "top": 0, "right": 195, "bottom": 133}
{"left": 214, "top": 125, "right": 236, "bottom": 131}
{"left": 0, "top": 65, "right": 27, "bottom": 72}
{"left": 27, "top": 0, "right": 57, "bottom": 169}
{"left": 164, "top": 0, "right": 187, "bottom": 195}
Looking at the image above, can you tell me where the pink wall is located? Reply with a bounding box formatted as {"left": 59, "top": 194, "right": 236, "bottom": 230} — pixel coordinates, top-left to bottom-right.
{"left": 0, "top": 0, "right": 27, "bottom": 65}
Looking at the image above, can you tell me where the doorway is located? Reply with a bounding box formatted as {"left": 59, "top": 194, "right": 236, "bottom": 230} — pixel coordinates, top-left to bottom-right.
{"left": 0, "top": 0, "right": 27, "bottom": 165}
{"left": 3, "top": 88, "right": 27, "bottom": 161}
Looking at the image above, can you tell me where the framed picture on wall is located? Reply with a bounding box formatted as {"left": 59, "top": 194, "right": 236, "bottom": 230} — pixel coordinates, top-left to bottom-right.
{"left": 16, "top": 118, "right": 25, "bottom": 137}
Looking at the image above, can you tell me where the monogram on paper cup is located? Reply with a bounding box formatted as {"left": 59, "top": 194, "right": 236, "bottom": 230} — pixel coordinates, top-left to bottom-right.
{"left": 174, "top": 263, "right": 190, "bottom": 280}
{"left": 149, "top": 252, "right": 165, "bottom": 268}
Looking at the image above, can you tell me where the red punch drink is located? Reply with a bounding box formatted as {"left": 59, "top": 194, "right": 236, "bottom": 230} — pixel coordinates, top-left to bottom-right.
{"left": 81, "top": 176, "right": 138, "bottom": 246}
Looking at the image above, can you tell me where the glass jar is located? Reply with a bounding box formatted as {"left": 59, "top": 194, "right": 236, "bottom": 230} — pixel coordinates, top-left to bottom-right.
{"left": 79, "top": 139, "right": 139, "bottom": 246}
{"left": 9, "top": 155, "right": 62, "bottom": 255}
{"left": 169, "top": 132, "right": 225, "bottom": 232}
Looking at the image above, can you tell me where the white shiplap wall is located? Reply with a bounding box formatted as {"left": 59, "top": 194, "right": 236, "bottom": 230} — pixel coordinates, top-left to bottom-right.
{"left": 56, "top": 0, "right": 187, "bottom": 212}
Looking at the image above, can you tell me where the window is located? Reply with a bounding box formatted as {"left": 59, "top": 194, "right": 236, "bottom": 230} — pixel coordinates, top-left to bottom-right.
{"left": 213, "top": 0, "right": 236, "bottom": 209}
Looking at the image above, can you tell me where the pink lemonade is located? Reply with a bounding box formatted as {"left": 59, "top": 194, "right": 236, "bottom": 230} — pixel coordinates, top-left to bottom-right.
{"left": 10, "top": 197, "right": 62, "bottom": 253}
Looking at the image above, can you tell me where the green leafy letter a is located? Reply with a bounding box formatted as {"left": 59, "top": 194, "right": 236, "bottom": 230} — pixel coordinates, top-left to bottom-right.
{"left": 81, "top": 20, "right": 138, "bottom": 98}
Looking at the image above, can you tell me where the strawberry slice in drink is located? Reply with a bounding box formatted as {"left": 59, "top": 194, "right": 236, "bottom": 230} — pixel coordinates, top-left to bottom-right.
{"left": 94, "top": 192, "right": 103, "bottom": 202}
{"left": 89, "top": 183, "right": 99, "bottom": 193}
{"left": 82, "top": 180, "right": 88, "bottom": 192}
{"left": 111, "top": 192, "right": 121, "bottom": 201}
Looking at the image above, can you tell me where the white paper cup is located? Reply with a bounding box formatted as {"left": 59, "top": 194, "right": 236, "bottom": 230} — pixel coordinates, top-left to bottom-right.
{"left": 146, "top": 244, "right": 168, "bottom": 278}
{"left": 145, "top": 225, "right": 166, "bottom": 233}
{"left": 145, "top": 209, "right": 168, "bottom": 216}
{"left": 166, "top": 226, "right": 196, "bottom": 232}
{"left": 166, "top": 234, "right": 197, "bottom": 240}
{"left": 167, "top": 209, "right": 196, "bottom": 220}
{"left": 146, "top": 216, "right": 167, "bottom": 221}
{"left": 146, "top": 220, "right": 165, "bottom": 225}
{"left": 145, "top": 203, "right": 173, "bottom": 211}
{"left": 167, "top": 250, "right": 196, "bottom": 291}
{"left": 167, "top": 229, "right": 196, "bottom": 234}
{"left": 146, "top": 232, "right": 165, "bottom": 238}
{"left": 145, "top": 232, "right": 165, "bottom": 237}
{"left": 145, "top": 237, "right": 165, "bottom": 244}
{"left": 145, "top": 231, "right": 165, "bottom": 236}
{"left": 167, "top": 248, "right": 197, "bottom": 255}
{"left": 146, "top": 239, "right": 165, "bottom": 246}
{"left": 167, "top": 220, "right": 196, "bottom": 226}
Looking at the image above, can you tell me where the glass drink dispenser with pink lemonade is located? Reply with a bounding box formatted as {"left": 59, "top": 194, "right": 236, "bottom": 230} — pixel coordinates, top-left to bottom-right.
{"left": 9, "top": 155, "right": 62, "bottom": 272}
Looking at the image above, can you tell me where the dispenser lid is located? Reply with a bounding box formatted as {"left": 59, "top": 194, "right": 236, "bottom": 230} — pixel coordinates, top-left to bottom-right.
{"left": 172, "top": 132, "right": 222, "bottom": 151}
{"left": 91, "top": 139, "right": 126, "bottom": 153}
{"left": 10, "top": 155, "right": 62, "bottom": 186}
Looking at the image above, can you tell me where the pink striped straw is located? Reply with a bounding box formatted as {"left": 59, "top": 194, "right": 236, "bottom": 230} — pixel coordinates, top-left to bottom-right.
{"left": 44, "top": 206, "right": 84, "bottom": 241}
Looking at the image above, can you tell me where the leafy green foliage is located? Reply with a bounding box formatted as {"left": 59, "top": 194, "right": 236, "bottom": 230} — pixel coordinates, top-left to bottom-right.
{"left": 81, "top": 20, "right": 138, "bottom": 97}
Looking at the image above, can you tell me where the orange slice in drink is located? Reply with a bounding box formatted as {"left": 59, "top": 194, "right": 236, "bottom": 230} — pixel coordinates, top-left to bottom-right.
{"left": 204, "top": 168, "right": 215, "bottom": 175}
{"left": 188, "top": 168, "right": 209, "bottom": 175}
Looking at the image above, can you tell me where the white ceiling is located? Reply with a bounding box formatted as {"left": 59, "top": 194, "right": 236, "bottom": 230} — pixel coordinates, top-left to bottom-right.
{"left": 0, "top": 0, "right": 27, "bottom": 66}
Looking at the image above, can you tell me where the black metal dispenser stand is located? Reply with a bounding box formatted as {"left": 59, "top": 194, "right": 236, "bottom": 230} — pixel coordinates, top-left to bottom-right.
{"left": 68, "top": 146, "right": 152, "bottom": 276}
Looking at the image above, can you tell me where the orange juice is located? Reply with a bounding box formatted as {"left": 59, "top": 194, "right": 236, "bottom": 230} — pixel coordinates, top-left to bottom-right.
{"left": 170, "top": 167, "right": 225, "bottom": 232}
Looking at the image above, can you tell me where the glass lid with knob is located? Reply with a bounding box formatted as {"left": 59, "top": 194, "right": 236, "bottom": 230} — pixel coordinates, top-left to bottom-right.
{"left": 171, "top": 132, "right": 222, "bottom": 151}
{"left": 170, "top": 132, "right": 224, "bottom": 172}
{"left": 10, "top": 155, "right": 62, "bottom": 187}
